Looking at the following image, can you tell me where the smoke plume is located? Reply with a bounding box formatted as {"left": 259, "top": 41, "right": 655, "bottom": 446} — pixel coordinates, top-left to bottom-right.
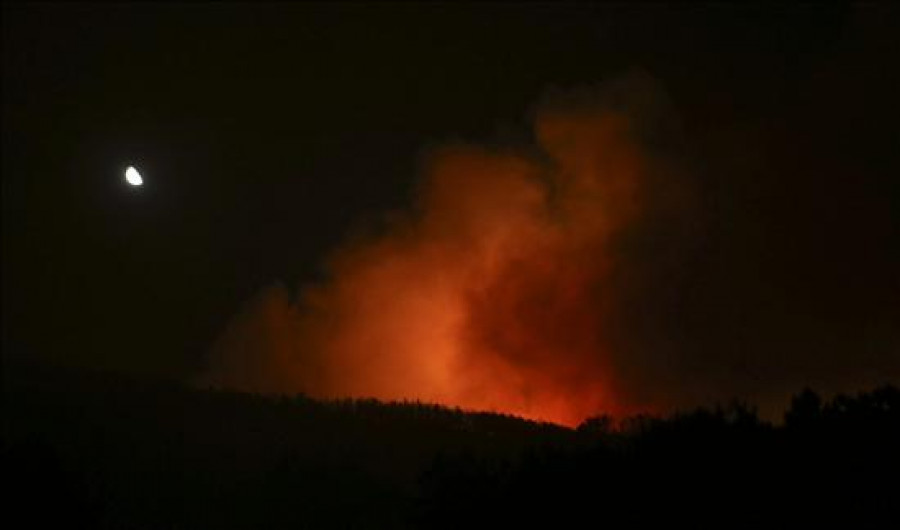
{"left": 200, "top": 76, "right": 689, "bottom": 426}
{"left": 201, "top": 74, "right": 899, "bottom": 425}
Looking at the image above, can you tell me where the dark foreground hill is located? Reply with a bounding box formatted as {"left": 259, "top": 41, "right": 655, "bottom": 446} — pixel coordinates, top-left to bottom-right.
{"left": 3, "top": 360, "right": 898, "bottom": 528}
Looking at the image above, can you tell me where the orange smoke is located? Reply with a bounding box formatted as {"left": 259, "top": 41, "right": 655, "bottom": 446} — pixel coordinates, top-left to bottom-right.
{"left": 202, "top": 82, "right": 670, "bottom": 426}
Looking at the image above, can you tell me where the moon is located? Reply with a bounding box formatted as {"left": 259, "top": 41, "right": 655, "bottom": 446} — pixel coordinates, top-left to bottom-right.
{"left": 125, "top": 166, "right": 143, "bottom": 186}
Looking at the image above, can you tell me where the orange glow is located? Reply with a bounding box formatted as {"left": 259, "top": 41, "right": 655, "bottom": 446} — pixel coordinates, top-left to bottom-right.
{"left": 201, "top": 87, "right": 663, "bottom": 426}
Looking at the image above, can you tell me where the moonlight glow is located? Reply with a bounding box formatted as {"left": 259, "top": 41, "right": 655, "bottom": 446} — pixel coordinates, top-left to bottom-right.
{"left": 125, "top": 166, "right": 143, "bottom": 186}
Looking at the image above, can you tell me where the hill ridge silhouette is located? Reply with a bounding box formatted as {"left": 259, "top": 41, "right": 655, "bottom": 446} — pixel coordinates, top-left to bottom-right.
{"left": 4, "top": 359, "right": 898, "bottom": 528}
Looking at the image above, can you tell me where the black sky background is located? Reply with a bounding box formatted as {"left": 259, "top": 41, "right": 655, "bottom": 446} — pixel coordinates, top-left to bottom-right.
{"left": 3, "top": 3, "right": 898, "bottom": 405}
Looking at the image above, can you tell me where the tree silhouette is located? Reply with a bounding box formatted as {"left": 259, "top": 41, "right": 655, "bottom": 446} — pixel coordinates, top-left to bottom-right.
{"left": 4, "top": 359, "right": 897, "bottom": 528}
{"left": 785, "top": 387, "right": 822, "bottom": 428}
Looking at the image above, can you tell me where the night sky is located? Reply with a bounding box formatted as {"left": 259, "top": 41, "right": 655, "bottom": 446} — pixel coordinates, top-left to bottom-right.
{"left": 3, "top": 4, "right": 898, "bottom": 423}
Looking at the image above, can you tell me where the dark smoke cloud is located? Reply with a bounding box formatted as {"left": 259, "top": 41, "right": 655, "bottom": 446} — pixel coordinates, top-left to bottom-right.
{"left": 200, "top": 73, "right": 899, "bottom": 425}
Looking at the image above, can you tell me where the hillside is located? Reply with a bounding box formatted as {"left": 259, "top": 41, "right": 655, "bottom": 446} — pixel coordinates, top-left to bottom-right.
{"left": 3, "top": 360, "right": 898, "bottom": 528}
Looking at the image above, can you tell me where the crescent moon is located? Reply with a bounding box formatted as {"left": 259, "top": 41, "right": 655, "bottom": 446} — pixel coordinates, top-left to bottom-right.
{"left": 125, "top": 166, "right": 143, "bottom": 186}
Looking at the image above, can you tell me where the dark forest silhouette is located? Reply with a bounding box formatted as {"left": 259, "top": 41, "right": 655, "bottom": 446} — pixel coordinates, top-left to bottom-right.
{"left": 3, "top": 360, "right": 898, "bottom": 528}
